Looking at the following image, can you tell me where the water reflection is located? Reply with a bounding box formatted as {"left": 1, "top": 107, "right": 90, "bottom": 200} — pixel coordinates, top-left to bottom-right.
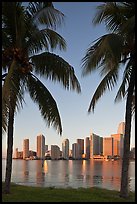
{"left": 2, "top": 159, "right": 135, "bottom": 191}
{"left": 23, "top": 160, "right": 29, "bottom": 182}
{"left": 102, "top": 160, "right": 121, "bottom": 191}
{"left": 36, "top": 160, "right": 45, "bottom": 186}
{"left": 43, "top": 160, "right": 48, "bottom": 174}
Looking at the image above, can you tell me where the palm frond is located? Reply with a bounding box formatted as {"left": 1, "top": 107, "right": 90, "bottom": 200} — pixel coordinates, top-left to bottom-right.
{"left": 82, "top": 33, "right": 123, "bottom": 76}
{"left": 88, "top": 68, "right": 119, "bottom": 113}
{"left": 2, "top": 60, "right": 26, "bottom": 132}
{"left": 31, "top": 52, "right": 81, "bottom": 93}
{"left": 26, "top": 74, "right": 62, "bottom": 135}
{"left": 114, "top": 60, "right": 133, "bottom": 102}
{"left": 27, "top": 28, "right": 66, "bottom": 55}
{"left": 93, "top": 2, "right": 134, "bottom": 33}
{"left": 27, "top": 2, "right": 64, "bottom": 29}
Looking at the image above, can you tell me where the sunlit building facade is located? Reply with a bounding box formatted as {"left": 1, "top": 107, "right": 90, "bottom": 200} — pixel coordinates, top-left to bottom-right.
{"left": 103, "top": 137, "right": 113, "bottom": 157}
{"left": 37, "top": 134, "right": 45, "bottom": 159}
{"left": 23, "top": 139, "right": 29, "bottom": 159}
{"left": 111, "top": 133, "right": 124, "bottom": 158}
{"left": 62, "top": 139, "right": 69, "bottom": 159}
{"left": 72, "top": 143, "right": 79, "bottom": 159}
{"left": 77, "top": 139, "right": 84, "bottom": 159}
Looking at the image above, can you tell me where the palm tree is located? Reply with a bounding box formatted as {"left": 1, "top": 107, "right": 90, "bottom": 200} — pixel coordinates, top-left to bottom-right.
{"left": 81, "top": 2, "right": 135, "bottom": 198}
{"left": 2, "top": 2, "right": 81, "bottom": 194}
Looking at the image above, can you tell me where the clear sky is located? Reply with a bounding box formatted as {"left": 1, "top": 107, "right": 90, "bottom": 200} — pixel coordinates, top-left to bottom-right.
{"left": 2, "top": 2, "right": 135, "bottom": 157}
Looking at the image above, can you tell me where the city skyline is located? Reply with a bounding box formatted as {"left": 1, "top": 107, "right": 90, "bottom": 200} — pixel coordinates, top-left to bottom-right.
{"left": 14, "top": 121, "right": 130, "bottom": 154}
{"left": 2, "top": 2, "right": 135, "bottom": 157}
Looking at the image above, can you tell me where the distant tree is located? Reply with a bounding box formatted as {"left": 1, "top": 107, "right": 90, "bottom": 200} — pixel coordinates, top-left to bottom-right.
{"left": 2, "top": 2, "right": 81, "bottom": 193}
{"left": 81, "top": 2, "right": 135, "bottom": 198}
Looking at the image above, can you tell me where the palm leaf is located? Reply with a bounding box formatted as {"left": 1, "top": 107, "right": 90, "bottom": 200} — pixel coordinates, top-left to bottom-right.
{"left": 27, "top": 2, "right": 64, "bottom": 29}
{"left": 31, "top": 52, "right": 81, "bottom": 93}
{"left": 26, "top": 73, "right": 62, "bottom": 134}
{"left": 2, "top": 60, "right": 26, "bottom": 132}
{"left": 27, "top": 28, "right": 66, "bottom": 55}
{"left": 114, "top": 60, "right": 133, "bottom": 102}
{"left": 82, "top": 33, "right": 123, "bottom": 76}
{"left": 88, "top": 68, "right": 119, "bottom": 112}
{"left": 93, "top": 2, "right": 134, "bottom": 33}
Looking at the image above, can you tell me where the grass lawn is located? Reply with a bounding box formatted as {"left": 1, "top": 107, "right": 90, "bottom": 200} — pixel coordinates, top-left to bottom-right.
{"left": 2, "top": 183, "right": 135, "bottom": 202}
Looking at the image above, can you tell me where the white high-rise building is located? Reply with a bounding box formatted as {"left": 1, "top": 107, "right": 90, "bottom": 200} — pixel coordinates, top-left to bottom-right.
{"left": 117, "top": 122, "right": 125, "bottom": 135}
{"left": 37, "top": 134, "right": 45, "bottom": 159}
{"left": 62, "top": 139, "right": 69, "bottom": 159}
{"left": 23, "top": 139, "right": 29, "bottom": 159}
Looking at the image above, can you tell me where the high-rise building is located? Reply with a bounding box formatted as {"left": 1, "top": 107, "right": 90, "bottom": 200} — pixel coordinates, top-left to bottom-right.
{"left": 103, "top": 137, "right": 113, "bottom": 157}
{"left": 37, "top": 134, "right": 45, "bottom": 159}
{"left": 117, "top": 122, "right": 125, "bottom": 135}
{"left": 62, "top": 139, "right": 69, "bottom": 159}
{"left": 85, "top": 137, "right": 90, "bottom": 159}
{"left": 90, "top": 133, "right": 103, "bottom": 158}
{"left": 111, "top": 133, "right": 124, "bottom": 158}
{"left": 23, "top": 139, "right": 29, "bottom": 159}
{"left": 15, "top": 148, "right": 18, "bottom": 159}
{"left": 77, "top": 139, "right": 84, "bottom": 159}
{"left": 72, "top": 143, "right": 79, "bottom": 159}
{"left": 51, "top": 145, "right": 60, "bottom": 159}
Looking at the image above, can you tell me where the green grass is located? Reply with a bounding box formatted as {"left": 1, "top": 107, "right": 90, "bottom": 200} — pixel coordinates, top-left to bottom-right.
{"left": 2, "top": 183, "right": 135, "bottom": 202}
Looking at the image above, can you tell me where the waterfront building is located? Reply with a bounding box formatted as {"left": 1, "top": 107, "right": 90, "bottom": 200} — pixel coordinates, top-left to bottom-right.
{"left": 90, "top": 133, "right": 103, "bottom": 158}
{"left": 103, "top": 137, "right": 113, "bottom": 157}
{"left": 23, "top": 139, "right": 29, "bottom": 159}
{"left": 51, "top": 145, "right": 60, "bottom": 159}
{"left": 17, "top": 151, "right": 23, "bottom": 159}
{"left": 15, "top": 148, "right": 18, "bottom": 159}
{"left": 117, "top": 122, "right": 125, "bottom": 135}
{"left": 111, "top": 133, "right": 124, "bottom": 158}
{"left": 37, "top": 134, "right": 45, "bottom": 159}
{"left": 29, "top": 150, "right": 36, "bottom": 157}
{"left": 85, "top": 137, "right": 90, "bottom": 159}
{"left": 72, "top": 143, "right": 79, "bottom": 159}
{"left": 77, "top": 139, "right": 84, "bottom": 159}
{"left": 62, "top": 139, "right": 69, "bottom": 159}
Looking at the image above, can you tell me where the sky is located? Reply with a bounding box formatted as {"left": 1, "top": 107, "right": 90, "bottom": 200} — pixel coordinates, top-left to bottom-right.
{"left": 2, "top": 2, "right": 135, "bottom": 157}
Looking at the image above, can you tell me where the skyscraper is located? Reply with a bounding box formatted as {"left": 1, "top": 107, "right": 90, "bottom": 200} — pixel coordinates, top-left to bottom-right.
{"left": 85, "top": 137, "right": 90, "bottom": 159}
{"left": 103, "top": 137, "right": 113, "bottom": 157}
{"left": 15, "top": 148, "right": 18, "bottom": 159}
{"left": 117, "top": 122, "right": 125, "bottom": 135}
{"left": 90, "top": 133, "right": 103, "bottom": 158}
{"left": 37, "top": 134, "right": 45, "bottom": 159}
{"left": 111, "top": 133, "right": 124, "bottom": 158}
{"left": 51, "top": 145, "right": 60, "bottom": 160}
{"left": 23, "top": 139, "right": 29, "bottom": 159}
{"left": 62, "top": 139, "right": 69, "bottom": 159}
{"left": 77, "top": 139, "right": 84, "bottom": 159}
{"left": 72, "top": 143, "right": 79, "bottom": 159}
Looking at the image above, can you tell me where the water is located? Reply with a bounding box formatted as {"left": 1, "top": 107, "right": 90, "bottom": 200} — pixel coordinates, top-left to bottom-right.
{"left": 2, "top": 159, "right": 135, "bottom": 191}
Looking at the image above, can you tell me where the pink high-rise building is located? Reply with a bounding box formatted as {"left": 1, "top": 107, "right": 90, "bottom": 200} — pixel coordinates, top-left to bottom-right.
{"left": 103, "top": 137, "right": 113, "bottom": 157}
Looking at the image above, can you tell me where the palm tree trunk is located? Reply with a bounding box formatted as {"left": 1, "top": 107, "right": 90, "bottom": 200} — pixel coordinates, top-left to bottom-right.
{"left": 120, "top": 67, "right": 135, "bottom": 198}
{"left": 4, "top": 106, "right": 14, "bottom": 194}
